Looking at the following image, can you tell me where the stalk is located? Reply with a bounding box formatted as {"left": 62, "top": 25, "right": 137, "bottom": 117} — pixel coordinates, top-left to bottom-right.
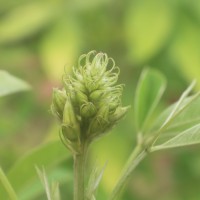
{"left": 109, "top": 145, "right": 147, "bottom": 200}
{"left": 73, "top": 142, "right": 88, "bottom": 200}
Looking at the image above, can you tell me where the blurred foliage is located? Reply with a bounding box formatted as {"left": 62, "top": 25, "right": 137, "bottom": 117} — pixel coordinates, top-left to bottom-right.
{"left": 0, "top": 70, "right": 30, "bottom": 97}
{"left": 0, "top": 0, "right": 200, "bottom": 199}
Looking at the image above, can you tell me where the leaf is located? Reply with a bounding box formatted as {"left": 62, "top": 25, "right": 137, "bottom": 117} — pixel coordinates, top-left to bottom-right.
{"left": 134, "top": 68, "right": 166, "bottom": 132}
{"left": 156, "top": 81, "right": 197, "bottom": 131}
{"left": 51, "top": 182, "right": 60, "bottom": 200}
{"left": 150, "top": 93, "right": 200, "bottom": 149}
{"left": 150, "top": 83, "right": 200, "bottom": 151}
{"left": 151, "top": 124, "right": 200, "bottom": 151}
{"left": 19, "top": 167, "right": 70, "bottom": 200}
{"left": 86, "top": 163, "right": 107, "bottom": 200}
{"left": 0, "top": 1, "right": 57, "bottom": 44}
{"left": 0, "top": 70, "right": 30, "bottom": 97}
{"left": 39, "top": 17, "right": 81, "bottom": 81}
{"left": 0, "top": 141, "right": 71, "bottom": 199}
{"left": 155, "top": 94, "right": 200, "bottom": 132}
{"left": 125, "top": 0, "right": 173, "bottom": 64}
{"left": 165, "top": 95, "right": 200, "bottom": 132}
{"left": 0, "top": 167, "right": 18, "bottom": 200}
{"left": 36, "top": 167, "right": 52, "bottom": 200}
{"left": 168, "top": 16, "right": 200, "bottom": 89}
{"left": 36, "top": 167, "right": 60, "bottom": 200}
{"left": 151, "top": 84, "right": 200, "bottom": 133}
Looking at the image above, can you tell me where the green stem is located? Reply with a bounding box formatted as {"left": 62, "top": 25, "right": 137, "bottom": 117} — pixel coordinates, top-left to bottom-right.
{"left": 74, "top": 142, "right": 88, "bottom": 200}
{"left": 109, "top": 145, "right": 147, "bottom": 200}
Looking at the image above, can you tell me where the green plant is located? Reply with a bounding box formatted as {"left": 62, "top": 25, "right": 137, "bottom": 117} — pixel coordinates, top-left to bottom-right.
{"left": 51, "top": 51, "right": 129, "bottom": 200}
{"left": 50, "top": 51, "right": 200, "bottom": 200}
{"left": 1, "top": 51, "right": 200, "bottom": 200}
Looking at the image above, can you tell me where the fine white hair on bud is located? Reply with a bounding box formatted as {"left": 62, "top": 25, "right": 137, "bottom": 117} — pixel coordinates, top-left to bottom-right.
{"left": 51, "top": 51, "right": 129, "bottom": 154}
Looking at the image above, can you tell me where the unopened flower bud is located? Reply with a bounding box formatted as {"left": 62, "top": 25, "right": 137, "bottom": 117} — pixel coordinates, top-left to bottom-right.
{"left": 89, "top": 90, "right": 105, "bottom": 102}
{"left": 63, "top": 96, "right": 80, "bottom": 135}
{"left": 86, "top": 81, "right": 99, "bottom": 93}
{"left": 109, "top": 102, "right": 119, "bottom": 113}
{"left": 109, "top": 106, "right": 130, "bottom": 123}
{"left": 88, "top": 116, "right": 109, "bottom": 136}
{"left": 88, "top": 106, "right": 110, "bottom": 136}
{"left": 51, "top": 88, "right": 67, "bottom": 120}
{"left": 98, "top": 105, "right": 109, "bottom": 120}
{"left": 91, "top": 53, "right": 107, "bottom": 77}
{"left": 60, "top": 129, "right": 81, "bottom": 154}
{"left": 73, "top": 67, "right": 84, "bottom": 83}
{"left": 80, "top": 102, "right": 97, "bottom": 118}
{"left": 71, "top": 81, "right": 87, "bottom": 94}
{"left": 108, "top": 96, "right": 120, "bottom": 113}
{"left": 75, "top": 90, "right": 88, "bottom": 106}
{"left": 61, "top": 124, "right": 79, "bottom": 142}
{"left": 69, "top": 90, "right": 78, "bottom": 106}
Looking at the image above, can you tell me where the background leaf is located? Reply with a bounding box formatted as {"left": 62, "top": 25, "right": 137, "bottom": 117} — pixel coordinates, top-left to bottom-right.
{"left": 134, "top": 68, "right": 166, "bottom": 132}
{"left": 36, "top": 167, "right": 60, "bottom": 200}
{"left": 0, "top": 141, "right": 71, "bottom": 200}
{"left": 86, "top": 163, "right": 106, "bottom": 200}
{"left": 0, "top": 70, "right": 30, "bottom": 97}
{"left": 19, "top": 167, "right": 68, "bottom": 200}
{"left": 125, "top": 0, "right": 173, "bottom": 64}
{"left": 168, "top": 16, "right": 200, "bottom": 88}
{"left": 36, "top": 167, "right": 52, "bottom": 200}
{"left": 0, "top": 1, "right": 57, "bottom": 44}
{"left": 39, "top": 17, "right": 81, "bottom": 81}
{"left": 0, "top": 167, "right": 18, "bottom": 200}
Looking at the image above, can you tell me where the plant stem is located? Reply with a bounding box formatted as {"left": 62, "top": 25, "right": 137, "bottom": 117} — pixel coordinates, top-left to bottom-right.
{"left": 109, "top": 145, "right": 147, "bottom": 200}
{"left": 74, "top": 142, "right": 88, "bottom": 200}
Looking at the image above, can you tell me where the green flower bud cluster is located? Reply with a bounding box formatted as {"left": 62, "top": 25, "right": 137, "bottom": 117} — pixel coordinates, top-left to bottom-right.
{"left": 51, "top": 51, "right": 129, "bottom": 154}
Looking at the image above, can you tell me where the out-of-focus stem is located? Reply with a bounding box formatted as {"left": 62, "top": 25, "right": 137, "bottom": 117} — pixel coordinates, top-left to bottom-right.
{"left": 109, "top": 145, "right": 147, "bottom": 200}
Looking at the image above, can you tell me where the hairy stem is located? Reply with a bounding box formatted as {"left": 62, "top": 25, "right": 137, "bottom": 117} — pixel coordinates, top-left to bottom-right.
{"left": 74, "top": 142, "right": 88, "bottom": 200}
{"left": 109, "top": 145, "right": 147, "bottom": 200}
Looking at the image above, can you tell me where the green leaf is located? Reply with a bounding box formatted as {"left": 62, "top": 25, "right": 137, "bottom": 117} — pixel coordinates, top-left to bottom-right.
{"left": 134, "top": 68, "right": 166, "bottom": 132}
{"left": 154, "top": 94, "right": 200, "bottom": 133}
{"left": 36, "top": 167, "right": 52, "bottom": 200}
{"left": 20, "top": 167, "right": 70, "bottom": 200}
{"left": 154, "top": 81, "right": 197, "bottom": 132}
{"left": 0, "top": 70, "right": 30, "bottom": 97}
{"left": 151, "top": 124, "right": 200, "bottom": 151}
{"left": 168, "top": 16, "right": 200, "bottom": 89}
{"left": 0, "top": 2, "right": 57, "bottom": 44}
{"left": 125, "top": 0, "right": 173, "bottom": 64}
{"left": 0, "top": 141, "right": 71, "bottom": 200}
{"left": 0, "top": 167, "right": 18, "bottom": 200}
{"left": 36, "top": 167, "right": 60, "bottom": 200}
{"left": 51, "top": 182, "right": 60, "bottom": 200}
{"left": 86, "top": 163, "right": 107, "bottom": 200}
{"left": 39, "top": 17, "right": 81, "bottom": 81}
{"left": 165, "top": 95, "right": 200, "bottom": 133}
{"left": 150, "top": 83, "right": 200, "bottom": 151}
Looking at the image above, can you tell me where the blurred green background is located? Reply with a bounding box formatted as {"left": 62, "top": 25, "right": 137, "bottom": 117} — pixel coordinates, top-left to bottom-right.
{"left": 1, "top": 0, "right": 200, "bottom": 199}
